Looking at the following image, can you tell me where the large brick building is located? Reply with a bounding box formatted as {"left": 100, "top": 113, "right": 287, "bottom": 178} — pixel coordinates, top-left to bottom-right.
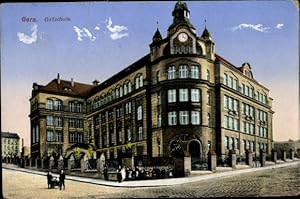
{"left": 30, "top": 1, "right": 274, "bottom": 167}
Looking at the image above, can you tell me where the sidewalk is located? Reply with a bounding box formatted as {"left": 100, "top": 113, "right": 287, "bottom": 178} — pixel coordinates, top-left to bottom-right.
{"left": 2, "top": 160, "right": 300, "bottom": 188}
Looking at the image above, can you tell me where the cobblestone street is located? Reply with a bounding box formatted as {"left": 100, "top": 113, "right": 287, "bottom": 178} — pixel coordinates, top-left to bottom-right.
{"left": 3, "top": 163, "right": 300, "bottom": 198}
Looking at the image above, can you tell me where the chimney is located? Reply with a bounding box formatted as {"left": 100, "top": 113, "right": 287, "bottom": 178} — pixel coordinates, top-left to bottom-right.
{"left": 57, "top": 73, "right": 61, "bottom": 84}
{"left": 93, "top": 79, "right": 100, "bottom": 86}
{"left": 71, "top": 78, "right": 74, "bottom": 87}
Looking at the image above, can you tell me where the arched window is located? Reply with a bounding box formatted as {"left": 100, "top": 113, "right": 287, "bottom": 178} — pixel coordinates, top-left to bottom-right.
{"left": 206, "top": 69, "right": 210, "bottom": 81}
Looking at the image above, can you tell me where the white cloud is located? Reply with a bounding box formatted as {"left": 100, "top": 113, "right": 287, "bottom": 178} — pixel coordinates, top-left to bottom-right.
{"left": 276, "top": 23, "right": 284, "bottom": 29}
{"left": 95, "top": 26, "right": 100, "bottom": 31}
{"left": 231, "top": 23, "right": 270, "bottom": 33}
{"left": 73, "top": 26, "right": 96, "bottom": 41}
{"left": 17, "top": 24, "right": 38, "bottom": 44}
{"left": 106, "top": 17, "right": 128, "bottom": 40}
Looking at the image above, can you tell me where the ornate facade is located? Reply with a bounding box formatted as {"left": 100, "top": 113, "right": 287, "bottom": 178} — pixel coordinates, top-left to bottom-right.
{"left": 30, "top": 1, "right": 274, "bottom": 167}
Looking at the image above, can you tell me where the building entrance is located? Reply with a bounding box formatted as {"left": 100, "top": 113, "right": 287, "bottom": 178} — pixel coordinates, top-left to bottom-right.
{"left": 188, "top": 140, "right": 204, "bottom": 170}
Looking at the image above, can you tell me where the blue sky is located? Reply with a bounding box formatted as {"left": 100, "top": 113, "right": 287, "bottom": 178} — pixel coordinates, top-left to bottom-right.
{"left": 1, "top": 1, "right": 299, "bottom": 146}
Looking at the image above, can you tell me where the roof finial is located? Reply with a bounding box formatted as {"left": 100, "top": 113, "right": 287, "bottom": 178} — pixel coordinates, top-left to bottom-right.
{"left": 204, "top": 19, "right": 207, "bottom": 28}
{"left": 156, "top": 21, "right": 159, "bottom": 30}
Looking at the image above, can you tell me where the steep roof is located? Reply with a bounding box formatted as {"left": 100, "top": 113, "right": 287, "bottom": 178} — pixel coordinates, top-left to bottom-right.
{"left": 36, "top": 79, "right": 94, "bottom": 98}
{"left": 1, "top": 132, "right": 20, "bottom": 139}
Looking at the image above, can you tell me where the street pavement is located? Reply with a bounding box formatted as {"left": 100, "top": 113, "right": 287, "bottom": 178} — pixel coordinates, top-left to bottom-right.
{"left": 2, "top": 160, "right": 300, "bottom": 198}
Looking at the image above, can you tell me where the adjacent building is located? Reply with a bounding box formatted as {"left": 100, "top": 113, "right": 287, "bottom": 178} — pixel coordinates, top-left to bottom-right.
{"left": 29, "top": 1, "right": 274, "bottom": 167}
{"left": 1, "top": 132, "right": 20, "bottom": 158}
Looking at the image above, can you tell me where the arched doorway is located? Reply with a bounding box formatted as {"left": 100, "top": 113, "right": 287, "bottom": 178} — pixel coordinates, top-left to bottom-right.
{"left": 188, "top": 140, "right": 203, "bottom": 170}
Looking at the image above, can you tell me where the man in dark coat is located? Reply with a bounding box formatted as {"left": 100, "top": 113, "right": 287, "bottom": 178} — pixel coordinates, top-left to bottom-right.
{"left": 59, "top": 169, "right": 65, "bottom": 190}
{"left": 47, "top": 171, "right": 52, "bottom": 189}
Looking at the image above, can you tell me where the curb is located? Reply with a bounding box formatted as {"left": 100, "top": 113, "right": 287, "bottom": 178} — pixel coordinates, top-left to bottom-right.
{"left": 3, "top": 160, "right": 300, "bottom": 188}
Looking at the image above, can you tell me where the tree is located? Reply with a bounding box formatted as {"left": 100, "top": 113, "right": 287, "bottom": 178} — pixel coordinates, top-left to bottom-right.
{"left": 73, "top": 147, "right": 82, "bottom": 160}
{"left": 87, "top": 146, "right": 94, "bottom": 159}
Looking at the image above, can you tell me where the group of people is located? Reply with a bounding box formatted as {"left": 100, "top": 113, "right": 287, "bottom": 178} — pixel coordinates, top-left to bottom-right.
{"left": 46, "top": 169, "right": 65, "bottom": 190}
{"left": 103, "top": 165, "right": 174, "bottom": 182}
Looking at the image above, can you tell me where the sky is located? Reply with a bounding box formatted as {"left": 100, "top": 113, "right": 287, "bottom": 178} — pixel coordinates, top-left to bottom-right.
{"left": 1, "top": 1, "right": 299, "bottom": 147}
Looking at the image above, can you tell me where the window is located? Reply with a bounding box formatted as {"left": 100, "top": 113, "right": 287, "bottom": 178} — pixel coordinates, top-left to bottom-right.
{"left": 168, "top": 111, "right": 177, "bottom": 125}
{"left": 135, "top": 75, "right": 144, "bottom": 89}
{"left": 53, "top": 100, "right": 62, "bottom": 111}
{"left": 223, "top": 74, "right": 228, "bottom": 85}
{"left": 179, "top": 89, "right": 188, "bottom": 102}
{"left": 69, "top": 102, "right": 75, "bottom": 112}
{"left": 46, "top": 116, "right": 53, "bottom": 126}
{"left": 125, "top": 102, "right": 132, "bottom": 114}
{"left": 128, "top": 82, "right": 132, "bottom": 93}
{"left": 117, "top": 129, "right": 122, "bottom": 144}
{"left": 32, "top": 127, "right": 36, "bottom": 143}
{"left": 156, "top": 71, "right": 160, "bottom": 83}
{"left": 123, "top": 83, "right": 128, "bottom": 95}
{"left": 190, "top": 65, "right": 199, "bottom": 79}
{"left": 157, "top": 113, "right": 162, "bottom": 127}
{"left": 137, "top": 105, "right": 143, "bottom": 120}
{"left": 191, "top": 111, "right": 200, "bottom": 125}
{"left": 233, "top": 79, "right": 237, "bottom": 90}
{"left": 225, "top": 136, "right": 229, "bottom": 150}
{"left": 157, "top": 92, "right": 161, "bottom": 105}
{"left": 207, "top": 91, "right": 211, "bottom": 105}
{"left": 69, "top": 132, "right": 83, "bottom": 143}
{"left": 179, "top": 65, "right": 188, "bottom": 78}
{"left": 46, "top": 99, "right": 53, "bottom": 110}
{"left": 168, "top": 66, "right": 176, "bottom": 80}
{"left": 206, "top": 69, "right": 210, "bottom": 81}
{"left": 191, "top": 89, "right": 200, "bottom": 102}
{"left": 47, "top": 130, "right": 54, "bottom": 142}
{"left": 168, "top": 89, "right": 176, "bottom": 103}
{"left": 179, "top": 111, "right": 189, "bottom": 125}
{"left": 120, "top": 87, "right": 123, "bottom": 97}
{"left": 54, "top": 117, "right": 63, "bottom": 127}
{"left": 208, "top": 113, "right": 211, "bottom": 127}
{"left": 137, "top": 126, "right": 143, "bottom": 141}
{"left": 235, "top": 138, "right": 239, "bottom": 150}
{"left": 115, "top": 88, "right": 119, "bottom": 98}
{"left": 126, "top": 126, "right": 131, "bottom": 142}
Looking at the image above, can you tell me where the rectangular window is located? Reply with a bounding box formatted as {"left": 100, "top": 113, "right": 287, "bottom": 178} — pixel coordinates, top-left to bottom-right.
{"left": 179, "top": 111, "right": 189, "bottom": 125}
{"left": 191, "top": 65, "right": 199, "bottom": 79}
{"left": 191, "top": 89, "right": 200, "bottom": 102}
{"left": 225, "top": 136, "right": 229, "bottom": 150}
{"left": 233, "top": 79, "right": 237, "bottom": 90}
{"left": 69, "top": 118, "right": 76, "bottom": 128}
{"left": 137, "top": 105, "right": 143, "bottom": 120}
{"left": 168, "top": 89, "right": 176, "bottom": 103}
{"left": 206, "top": 70, "right": 210, "bottom": 81}
{"left": 138, "top": 126, "right": 143, "bottom": 141}
{"left": 229, "top": 76, "right": 233, "bottom": 88}
{"left": 191, "top": 111, "right": 200, "bottom": 125}
{"left": 157, "top": 113, "right": 161, "bottom": 127}
{"left": 54, "top": 117, "right": 63, "bottom": 127}
{"left": 223, "top": 74, "right": 228, "bottom": 85}
{"left": 54, "top": 100, "right": 62, "bottom": 111}
{"left": 224, "top": 115, "right": 228, "bottom": 128}
{"left": 179, "top": 89, "right": 188, "bottom": 102}
{"left": 224, "top": 95, "right": 228, "bottom": 109}
{"left": 47, "top": 130, "right": 54, "bottom": 142}
{"left": 168, "top": 111, "right": 177, "bottom": 125}
{"left": 46, "top": 116, "right": 53, "bottom": 126}
{"left": 69, "top": 102, "right": 75, "bottom": 112}
{"left": 179, "top": 65, "right": 188, "bottom": 78}
{"left": 207, "top": 91, "right": 211, "bottom": 105}
{"left": 168, "top": 66, "right": 176, "bottom": 80}
{"left": 46, "top": 99, "right": 53, "bottom": 110}
{"left": 126, "top": 127, "right": 131, "bottom": 142}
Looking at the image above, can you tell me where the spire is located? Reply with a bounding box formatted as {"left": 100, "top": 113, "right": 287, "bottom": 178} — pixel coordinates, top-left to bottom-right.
{"left": 152, "top": 21, "right": 162, "bottom": 42}
{"left": 201, "top": 20, "right": 212, "bottom": 40}
{"left": 168, "top": 1, "right": 195, "bottom": 34}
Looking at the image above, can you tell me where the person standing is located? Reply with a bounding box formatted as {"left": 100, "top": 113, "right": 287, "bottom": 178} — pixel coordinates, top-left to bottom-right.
{"left": 46, "top": 171, "right": 52, "bottom": 189}
{"left": 117, "top": 165, "right": 122, "bottom": 183}
{"left": 59, "top": 169, "right": 65, "bottom": 190}
{"left": 103, "top": 166, "right": 108, "bottom": 180}
{"left": 121, "top": 166, "right": 126, "bottom": 182}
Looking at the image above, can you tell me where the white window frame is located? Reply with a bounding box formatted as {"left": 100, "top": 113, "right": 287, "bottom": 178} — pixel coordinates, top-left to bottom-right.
{"left": 191, "top": 89, "right": 200, "bottom": 102}
{"left": 168, "top": 89, "right": 176, "bottom": 103}
{"left": 179, "top": 64, "right": 188, "bottom": 78}
{"left": 179, "top": 111, "right": 189, "bottom": 125}
{"left": 179, "top": 89, "right": 188, "bottom": 102}
{"left": 168, "top": 111, "right": 177, "bottom": 125}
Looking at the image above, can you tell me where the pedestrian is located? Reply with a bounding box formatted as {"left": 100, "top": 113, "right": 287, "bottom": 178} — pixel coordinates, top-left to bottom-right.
{"left": 59, "top": 169, "right": 65, "bottom": 190}
{"left": 117, "top": 165, "right": 122, "bottom": 183}
{"left": 103, "top": 165, "right": 108, "bottom": 180}
{"left": 121, "top": 166, "right": 126, "bottom": 181}
{"left": 46, "top": 171, "right": 52, "bottom": 189}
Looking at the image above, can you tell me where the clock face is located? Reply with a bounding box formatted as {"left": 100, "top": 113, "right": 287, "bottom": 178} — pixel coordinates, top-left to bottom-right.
{"left": 178, "top": 32, "right": 188, "bottom": 42}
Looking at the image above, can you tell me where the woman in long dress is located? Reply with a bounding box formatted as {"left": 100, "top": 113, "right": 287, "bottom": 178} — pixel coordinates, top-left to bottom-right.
{"left": 121, "top": 166, "right": 126, "bottom": 181}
